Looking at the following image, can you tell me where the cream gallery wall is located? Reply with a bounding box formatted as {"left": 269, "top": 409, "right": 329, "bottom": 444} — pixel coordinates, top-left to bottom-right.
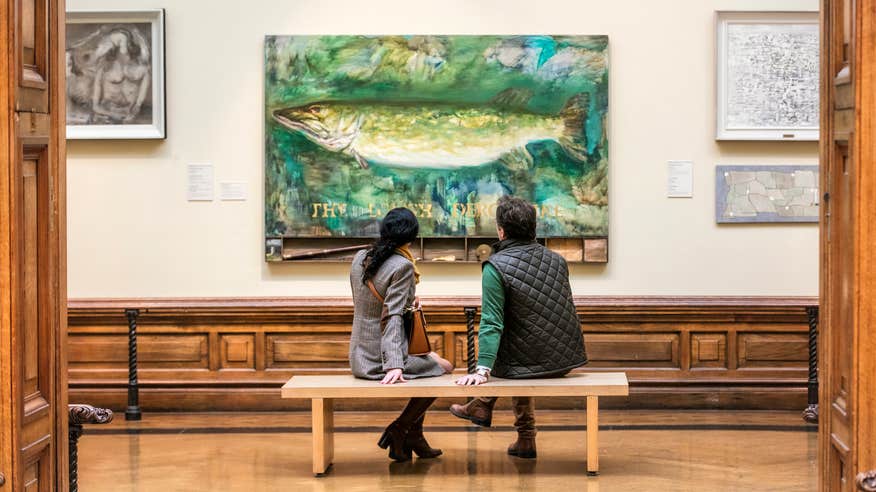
{"left": 65, "top": 0, "right": 820, "bottom": 298}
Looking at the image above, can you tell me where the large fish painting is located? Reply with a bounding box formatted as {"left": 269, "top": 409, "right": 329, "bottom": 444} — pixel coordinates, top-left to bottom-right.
{"left": 265, "top": 35, "right": 609, "bottom": 238}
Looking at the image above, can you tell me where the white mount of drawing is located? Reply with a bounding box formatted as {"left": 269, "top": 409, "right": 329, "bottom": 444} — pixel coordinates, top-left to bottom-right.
{"left": 716, "top": 11, "right": 819, "bottom": 141}
{"left": 65, "top": 9, "right": 166, "bottom": 140}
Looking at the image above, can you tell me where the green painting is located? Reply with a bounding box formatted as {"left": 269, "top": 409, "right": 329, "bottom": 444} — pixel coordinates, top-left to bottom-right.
{"left": 265, "top": 35, "right": 608, "bottom": 238}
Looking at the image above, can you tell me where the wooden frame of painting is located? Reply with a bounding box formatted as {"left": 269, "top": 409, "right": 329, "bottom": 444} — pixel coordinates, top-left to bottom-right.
{"left": 715, "top": 165, "right": 819, "bottom": 223}
{"left": 715, "top": 11, "right": 819, "bottom": 141}
{"left": 65, "top": 9, "right": 166, "bottom": 139}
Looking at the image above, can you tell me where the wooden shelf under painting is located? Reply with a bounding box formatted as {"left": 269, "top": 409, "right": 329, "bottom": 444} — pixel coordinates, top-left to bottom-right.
{"left": 266, "top": 237, "right": 608, "bottom": 264}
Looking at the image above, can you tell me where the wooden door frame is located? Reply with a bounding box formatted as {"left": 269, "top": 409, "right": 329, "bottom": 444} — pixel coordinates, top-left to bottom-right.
{"left": 820, "top": 0, "right": 876, "bottom": 489}
{"left": 1, "top": 0, "right": 68, "bottom": 489}
{"left": 50, "top": 0, "right": 68, "bottom": 487}
{"left": 853, "top": 0, "right": 876, "bottom": 482}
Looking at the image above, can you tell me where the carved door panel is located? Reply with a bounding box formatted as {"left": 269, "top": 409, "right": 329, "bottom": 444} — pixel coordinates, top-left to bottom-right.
{"left": 820, "top": 0, "right": 876, "bottom": 491}
{"left": 14, "top": 0, "right": 50, "bottom": 113}
{"left": 1, "top": 0, "right": 67, "bottom": 490}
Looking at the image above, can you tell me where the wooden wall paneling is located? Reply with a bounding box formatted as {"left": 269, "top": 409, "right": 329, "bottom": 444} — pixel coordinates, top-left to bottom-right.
{"left": 584, "top": 332, "right": 680, "bottom": 368}
{"left": 254, "top": 331, "right": 266, "bottom": 371}
{"left": 267, "top": 333, "right": 352, "bottom": 369}
{"left": 727, "top": 328, "right": 739, "bottom": 371}
{"left": 220, "top": 334, "right": 255, "bottom": 370}
{"left": 442, "top": 330, "right": 455, "bottom": 369}
{"left": 691, "top": 333, "right": 727, "bottom": 369}
{"left": 736, "top": 333, "right": 810, "bottom": 369}
{"left": 66, "top": 297, "right": 816, "bottom": 412}
{"left": 453, "top": 334, "right": 478, "bottom": 369}
{"left": 679, "top": 329, "right": 691, "bottom": 372}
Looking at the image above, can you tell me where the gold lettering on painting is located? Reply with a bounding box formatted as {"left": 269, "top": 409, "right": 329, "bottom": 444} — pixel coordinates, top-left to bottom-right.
{"left": 310, "top": 200, "right": 569, "bottom": 220}
{"left": 416, "top": 203, "right": 433, "bottom": 218}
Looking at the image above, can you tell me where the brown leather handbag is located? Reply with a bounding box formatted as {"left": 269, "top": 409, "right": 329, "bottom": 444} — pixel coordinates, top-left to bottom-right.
{"left": 367, "top": 280, "right": 432, "bottom": 356}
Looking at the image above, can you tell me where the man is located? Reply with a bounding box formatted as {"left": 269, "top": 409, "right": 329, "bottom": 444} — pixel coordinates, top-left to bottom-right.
{"left": 452, "top": 195, "right": 588, "bottom": 459}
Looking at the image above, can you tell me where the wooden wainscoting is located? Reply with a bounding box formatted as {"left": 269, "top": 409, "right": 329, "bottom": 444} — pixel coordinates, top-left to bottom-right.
{"left": 67, "top": 296, "right": 816, "bottom": 411}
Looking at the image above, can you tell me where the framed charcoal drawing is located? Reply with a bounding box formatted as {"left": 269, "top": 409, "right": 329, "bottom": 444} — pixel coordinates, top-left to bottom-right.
{"left": 715, "top": 165, "right": 819, "bottom": 223}
{"left": 66, "top": 9, "right": 166, "bottom": 139}
{"left": 716, "top": 11, "right": 819, "bottom": 141}
{"left": 264, "top": 35, "right": 610, "bottom": 263}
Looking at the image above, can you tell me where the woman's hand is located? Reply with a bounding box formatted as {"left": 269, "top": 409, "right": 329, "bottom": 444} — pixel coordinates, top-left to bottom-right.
{"left": 455, "top": 374, "right": 488, "bottom": 386}
{"left": 381, "top": 368, "right": 407, "bottom": 385}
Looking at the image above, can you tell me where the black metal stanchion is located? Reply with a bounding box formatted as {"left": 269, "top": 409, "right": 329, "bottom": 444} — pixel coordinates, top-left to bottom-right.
{"left": 464, "top": 307, "right": 477, "bottom": 374}
{"left": 69, "top": 404, "right": 113, "bottom": 492}
{"left": 802, "top": 306, "right": 819, "bottom": 424}
{"left": 125, "top": 309, "right": 142, "bottom": 421}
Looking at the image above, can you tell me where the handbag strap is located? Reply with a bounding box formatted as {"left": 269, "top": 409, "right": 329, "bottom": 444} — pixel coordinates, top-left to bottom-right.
{"left": 366, "top": 280, "right": 385, "bottom": 303}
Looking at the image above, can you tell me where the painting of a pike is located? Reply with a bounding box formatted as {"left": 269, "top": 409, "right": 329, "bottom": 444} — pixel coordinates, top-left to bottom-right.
{"left": 264, "top": 35, "right": 609, "bottom": 238}
{"left": 272, "top": 90, "right": 589, "bottom": 169}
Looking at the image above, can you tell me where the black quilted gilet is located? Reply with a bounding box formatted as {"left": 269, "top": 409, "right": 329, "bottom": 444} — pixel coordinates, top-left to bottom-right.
{"left": 485, "top": 240, "right": 588, "bottom": 378}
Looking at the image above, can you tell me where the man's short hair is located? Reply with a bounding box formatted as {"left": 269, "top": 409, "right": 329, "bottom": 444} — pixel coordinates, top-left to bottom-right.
{"left": 496, "top": 195, "right": 537, "bottom": 241}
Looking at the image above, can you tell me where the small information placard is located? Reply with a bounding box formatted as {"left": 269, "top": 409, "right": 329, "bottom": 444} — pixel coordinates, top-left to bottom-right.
{"left": 187, "top": 163, "right": 214, "bottom": 201}
{"left": 668, "top": 160, "right": 693, "bottom": 198}
{"left": 220, "top": 182, "right": 247, "bottom": 201}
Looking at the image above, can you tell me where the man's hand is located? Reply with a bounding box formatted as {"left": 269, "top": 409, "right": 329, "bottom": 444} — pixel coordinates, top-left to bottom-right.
{"left": 455, "top": 373, "right": 488, "bottom": 386}
{"left": 381, "top": 368, "right": 407, "bottom": 385}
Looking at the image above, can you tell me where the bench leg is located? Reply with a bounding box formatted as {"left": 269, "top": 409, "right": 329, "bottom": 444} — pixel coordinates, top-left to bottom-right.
{"left": 586, "top": 396, "right": 599, "bottom": 476}
{"left": 312, "top": 398, "right": 334, "bottom": 477}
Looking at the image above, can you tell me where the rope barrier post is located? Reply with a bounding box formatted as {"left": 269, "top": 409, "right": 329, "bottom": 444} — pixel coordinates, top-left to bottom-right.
{"left": 803, "top": 305, "right": 819, "bottom": 424}
{"left": 125, "top": 309, "right": 142, "bottom": 421}
{"left": 69, "top": 404, "right": 113, "bottom": 492}
{"left": 464, "top": 307, "right": 477, "bottom": 375}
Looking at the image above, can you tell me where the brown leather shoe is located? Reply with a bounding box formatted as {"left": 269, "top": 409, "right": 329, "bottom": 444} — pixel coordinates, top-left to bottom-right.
{"left": 507, "top": 437, "right": 537, "bottom": 459}
{"left": 449, "top": 398, "right": 495, "bottom": 427}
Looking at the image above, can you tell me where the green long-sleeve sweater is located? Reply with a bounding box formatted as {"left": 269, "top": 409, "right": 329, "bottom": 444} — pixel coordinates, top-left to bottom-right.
{"left": 477, "top": 263, "right": 505, "bottom": 369}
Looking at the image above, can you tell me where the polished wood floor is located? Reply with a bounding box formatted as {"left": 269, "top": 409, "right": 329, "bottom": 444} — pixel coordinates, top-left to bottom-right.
{"left": 77, "top": 411, "right": 817, "bottom": 492}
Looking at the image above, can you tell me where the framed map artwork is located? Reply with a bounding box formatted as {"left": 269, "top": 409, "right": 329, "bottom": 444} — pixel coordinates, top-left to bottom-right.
{"left": 715, "top": 165, "right": 819, "bottom": 223}
{"left": 716, "top": 12, "right": 819, "bottom": 141}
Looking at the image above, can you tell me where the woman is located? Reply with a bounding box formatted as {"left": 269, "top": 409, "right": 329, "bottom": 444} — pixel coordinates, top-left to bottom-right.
{"left": 350, "top": 208, "right": 453, "bottom": 462}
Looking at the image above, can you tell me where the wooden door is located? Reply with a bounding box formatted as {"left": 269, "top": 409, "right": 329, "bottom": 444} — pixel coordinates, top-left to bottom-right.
{"left": 820, "top": 0, "right": 876, "bottom": 491}
{"left": 0, "top": 0, "right": 68, "bottom": 490}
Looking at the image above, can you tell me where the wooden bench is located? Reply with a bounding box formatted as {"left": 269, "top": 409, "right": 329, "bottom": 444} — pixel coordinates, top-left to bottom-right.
{"left": 281, "top": 372, "right": 629, "bottom": 476}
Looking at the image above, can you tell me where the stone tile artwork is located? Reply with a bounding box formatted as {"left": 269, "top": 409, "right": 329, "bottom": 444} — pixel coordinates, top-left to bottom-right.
{"left": 715, "top": 165, "right": 819, "bottom": 223}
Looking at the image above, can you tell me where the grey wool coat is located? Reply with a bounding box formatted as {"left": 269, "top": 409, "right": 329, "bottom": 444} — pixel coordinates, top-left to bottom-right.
{"left": 349, "top": 249, "right": 444, "bottom": 380}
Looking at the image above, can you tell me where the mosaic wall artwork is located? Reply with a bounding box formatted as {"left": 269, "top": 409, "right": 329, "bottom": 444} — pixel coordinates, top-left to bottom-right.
{"left": 264, "top": 35, "right": 609, "bottom": 239}
{"left": 716, "top": 165, "right": 819, "bottom": 223}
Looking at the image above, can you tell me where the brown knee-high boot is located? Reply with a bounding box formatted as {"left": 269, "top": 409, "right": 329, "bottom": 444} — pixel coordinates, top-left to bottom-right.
{"left": 378, "top": 397, "right": 437, "bottom": 461}
{"left": 405, "top": 413, "right": 443, "bottom": 458}
{"left": 508, "top": 396, "right": 537, "bottom": 458}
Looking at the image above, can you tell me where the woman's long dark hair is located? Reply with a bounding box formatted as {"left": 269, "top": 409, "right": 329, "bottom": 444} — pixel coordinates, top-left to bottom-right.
{"left": 362, "top": 207, "right": 419, "bottom": 283}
